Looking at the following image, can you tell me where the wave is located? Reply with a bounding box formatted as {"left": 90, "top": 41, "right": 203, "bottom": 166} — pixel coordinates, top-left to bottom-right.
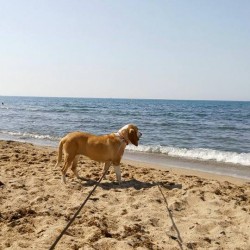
{"left": 0, "top": 104, "right": 10, "bottom": 110}
{"left": 1, "top": 129, "right": 249, "bottom": 166}
{"left": 127, "top": 145, "right": 250, "bottom": 166}
{"left": 0, "top": 131, "right": 58, "bottom": 141}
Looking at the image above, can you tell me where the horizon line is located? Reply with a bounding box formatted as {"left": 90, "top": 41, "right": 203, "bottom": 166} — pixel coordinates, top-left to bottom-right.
{"left": 0, "top": 94, "right": 249, "bottom": 102}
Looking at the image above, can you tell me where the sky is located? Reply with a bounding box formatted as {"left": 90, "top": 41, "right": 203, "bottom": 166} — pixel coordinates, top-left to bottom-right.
{"left": 0, "top": 0, "right": 249, "bottom": 101}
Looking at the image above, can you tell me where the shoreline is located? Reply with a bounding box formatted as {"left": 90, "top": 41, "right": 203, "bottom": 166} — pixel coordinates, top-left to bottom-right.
{"left": 124, "top": 151, "right": 250, "bottom": 184}
{"left": 123, "top": 158, "right": 248, "bottom": 186}
{"left": 1, "top": 136, "right": 249, "bottom": 183}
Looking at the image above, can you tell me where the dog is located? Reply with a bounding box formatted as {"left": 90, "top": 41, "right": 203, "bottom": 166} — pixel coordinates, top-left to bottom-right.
{"left": 55, "top": 124, "right": 142, "bottom": 184}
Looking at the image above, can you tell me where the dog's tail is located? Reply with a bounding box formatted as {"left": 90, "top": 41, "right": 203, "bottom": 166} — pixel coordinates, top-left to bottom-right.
{"left": 55, "top": 139, "right": 64, "bottom": 168}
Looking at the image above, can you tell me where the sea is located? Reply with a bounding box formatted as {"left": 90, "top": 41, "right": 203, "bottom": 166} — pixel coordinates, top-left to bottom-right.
{"left": 1, "top": 96, "right": 250, "bottom": 180}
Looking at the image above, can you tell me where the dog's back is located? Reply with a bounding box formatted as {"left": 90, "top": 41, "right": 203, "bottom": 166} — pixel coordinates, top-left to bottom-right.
{"left": 56, "top": 131, "right": 124, "bottom": 164}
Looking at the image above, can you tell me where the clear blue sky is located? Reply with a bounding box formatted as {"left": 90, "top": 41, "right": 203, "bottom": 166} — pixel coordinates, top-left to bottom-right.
{"left": 0, "top": 0, "right": 249, "bottom": 100}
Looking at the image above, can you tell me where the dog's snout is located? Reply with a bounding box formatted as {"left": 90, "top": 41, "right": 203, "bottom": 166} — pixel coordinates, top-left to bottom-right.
{"left": 139, "top": 132, "right": 142, "bottom": 138}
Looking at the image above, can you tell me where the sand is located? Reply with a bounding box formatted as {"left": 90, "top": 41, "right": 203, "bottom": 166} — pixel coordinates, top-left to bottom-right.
{"left": 0, "top": 140, "right": 250, "bottom": 250}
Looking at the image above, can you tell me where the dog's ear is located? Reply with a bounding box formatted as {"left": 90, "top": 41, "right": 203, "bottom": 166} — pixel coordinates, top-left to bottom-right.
{"left": 128, "top": 128, "right": 139, "bottom": 146}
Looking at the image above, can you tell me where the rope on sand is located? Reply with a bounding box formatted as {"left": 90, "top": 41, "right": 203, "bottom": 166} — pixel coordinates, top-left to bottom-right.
{"left": 157, "top": 184, "right": 183, "bottom": 250}
{"left": 49, "top": 167, "right": 109, "bottom": 250}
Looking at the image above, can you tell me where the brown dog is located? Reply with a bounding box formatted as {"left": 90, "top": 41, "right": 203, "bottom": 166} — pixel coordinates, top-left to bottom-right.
{"left": 55, "top": 124, "right": 142, "bottom": 184}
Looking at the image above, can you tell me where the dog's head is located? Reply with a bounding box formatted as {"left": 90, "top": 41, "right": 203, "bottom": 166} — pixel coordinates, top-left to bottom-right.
{"left": 119, "top": 124, "right": 142, "bottom": 146}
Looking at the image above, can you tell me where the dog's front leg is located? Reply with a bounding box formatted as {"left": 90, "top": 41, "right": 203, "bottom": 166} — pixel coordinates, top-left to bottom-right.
{"left": 114, "top": 165, "right": 121, "bottom": 184}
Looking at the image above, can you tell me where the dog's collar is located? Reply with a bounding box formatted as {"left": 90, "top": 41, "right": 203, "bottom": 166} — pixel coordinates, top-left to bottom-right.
{"left": 115, "top": 132, "right": 129, "bottom": 145}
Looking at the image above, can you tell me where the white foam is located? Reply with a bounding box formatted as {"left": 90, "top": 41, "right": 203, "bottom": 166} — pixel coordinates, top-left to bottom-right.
{"left": 0, "top": 131, "right": 57, "bottom": 141}
{"left": 1, "top": 129, "right": 249, "bottom": 167}
{"left": 127, "top": 145, "right": 250, "bottom": 166}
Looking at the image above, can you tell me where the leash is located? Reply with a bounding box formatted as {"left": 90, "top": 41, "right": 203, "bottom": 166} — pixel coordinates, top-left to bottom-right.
{"left": 49, "top": 166, "right": 110, "bottom": 250}
{"left": 157, "top": 184, "right": 183, "bottom": 250}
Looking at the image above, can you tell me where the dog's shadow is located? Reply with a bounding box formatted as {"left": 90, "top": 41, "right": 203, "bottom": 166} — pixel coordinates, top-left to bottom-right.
{"left": 78, "top": 177, "right": 182, "bottom": 191}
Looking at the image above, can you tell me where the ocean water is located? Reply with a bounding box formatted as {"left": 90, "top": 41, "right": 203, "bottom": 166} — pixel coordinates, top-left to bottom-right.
{"left": 1, "top": 96, "right": 250, "bottom": 170}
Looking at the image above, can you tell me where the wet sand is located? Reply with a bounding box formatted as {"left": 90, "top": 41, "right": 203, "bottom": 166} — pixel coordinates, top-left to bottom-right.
{"left": 124, "top": 151, "right": 250, "bottom": 182}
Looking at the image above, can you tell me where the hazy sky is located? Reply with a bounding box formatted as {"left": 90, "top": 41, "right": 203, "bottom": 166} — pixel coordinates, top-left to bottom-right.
{"left": 0, "top": 0, "right": 249, "bottom": 100}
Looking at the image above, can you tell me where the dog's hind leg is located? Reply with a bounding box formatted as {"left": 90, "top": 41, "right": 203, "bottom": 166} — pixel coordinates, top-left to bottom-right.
{"left": 71, "top": 155, "right": 80, "bottom": 179}
{"left": 61, "top": 154, "right": 74, "bottom": 184}
{"left": 103, "top": 161, "right": 111, "bottom": 180}
{"left": 55, "top": 139, "right": 64, "bottom": 168}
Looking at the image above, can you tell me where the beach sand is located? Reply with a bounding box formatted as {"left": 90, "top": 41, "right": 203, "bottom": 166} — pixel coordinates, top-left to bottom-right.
{"left": 0, "top": 140, "right": 249, "bottom": 250}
